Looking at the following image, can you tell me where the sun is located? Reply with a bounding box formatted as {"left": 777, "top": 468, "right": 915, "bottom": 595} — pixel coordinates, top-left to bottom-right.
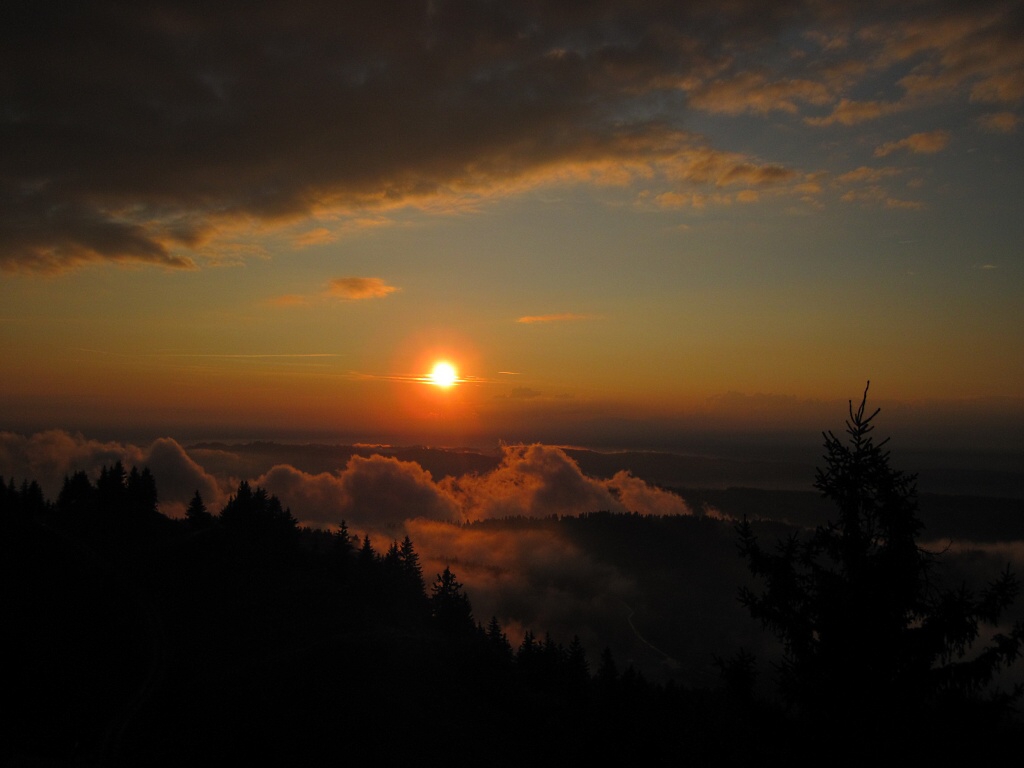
{"left": 428, "top": 361, "right": 458, "bottom": 388}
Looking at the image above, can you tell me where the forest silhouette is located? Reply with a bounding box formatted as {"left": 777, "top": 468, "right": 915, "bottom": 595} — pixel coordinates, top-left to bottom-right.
{"left": 3, "top": 390, "right": 1023, "bottom": 766}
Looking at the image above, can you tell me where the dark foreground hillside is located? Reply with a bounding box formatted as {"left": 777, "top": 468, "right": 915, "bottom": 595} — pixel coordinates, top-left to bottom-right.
{"left": 4, "top": 438, "right": 1024, "bottom": 767}
{"left": 2, "top": 483, "right": 764, "bottom": 767}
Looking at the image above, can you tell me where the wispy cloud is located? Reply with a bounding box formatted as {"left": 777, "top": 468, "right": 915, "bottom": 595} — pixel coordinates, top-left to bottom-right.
{"left": 293, "top": 228, "right": 338, "bottom": 248}
{"left": 805, "top": 98, "right": 901, "bottom": 127}
{"left": 326, "top": 277, "right": 399, "bottom": 300}
{"left": 874, "top": 130, "right": 951, "bottom": 157}
{"left": 835, "top": 166, "right": 904, "bottom": 185}
{"left": 978, "top": 112, "right": 1020, "bottom": 133}
{"left": 840, "top": 187, "right": 925, "bottom": 210}
{"left": 272, "top": 276, "right": 399, "bottom": 306}
{"left": 516, "top": 313, "right": 597, "bottom": 325}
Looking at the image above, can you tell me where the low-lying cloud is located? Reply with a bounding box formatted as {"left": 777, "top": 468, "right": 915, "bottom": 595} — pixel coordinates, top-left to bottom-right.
{"left": 0, "top": 430, "right": 691, "bottom": 653}
{"left": 1, "top": 431, "right": 689, "bottom": 530}
{"left": 0, "top": 430, "right": 225, "bottom": 517}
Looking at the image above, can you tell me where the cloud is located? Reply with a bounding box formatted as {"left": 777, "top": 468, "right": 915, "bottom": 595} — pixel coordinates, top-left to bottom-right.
{"left": 3, "top": 3, "right": 808, "bottom": 272}
{"left": 516, "top": 313, "right": 595, "bottom": 324}
{"left": 978, "top": 112, "right": 1020, "bottom": 133}
{"left": 326, "top": 277, "right": 399, "bottom": 300}
{"left": 0, "top": 430, "right": 138, "bottom": 498}
{"left": 686, "top": 72, "right": 833, "bottom": 116}
{"left": 244, "top": 443, "right": 691, "bottom": 533}
{"left": 256, "top": 454, "right": 460, "bottom": 531}
{"left": 874, "top": 130, "right": 951, "bottom": 157}
{"left": 293, "top": 228, "right": 338, "bottom": 248}
{"left": 0, "top": 430, "right": 224, "bottom": 516}
{"left": 663, "top": 146, "right": 797, "bottom": 188}
{"left": 406, "top": 517, "right": 636, "bottom": 651}
{"left": 439, "top": 444, "right": 690, "bottom": 521}
{"left": 141, "top": 438, "right": 225, "bottom": 518}
{"left": 272, "top": 276, "right": 399, "bottom": 306}
{"left": 840, "top": 187, "right": 925, "bottom": 210}
{"left": 834, "top": 166, "right": 904, "bottom": 185}
{"left": 5, "top": 2, "right": 1019, "bottom": 272}
{"left": 805, "top": 98, "right": 901, "bottom": 127}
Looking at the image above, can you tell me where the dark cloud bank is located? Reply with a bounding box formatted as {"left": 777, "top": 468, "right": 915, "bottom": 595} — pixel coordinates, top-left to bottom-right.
{"left": 4, "top": 0, "right": 1021, "bottom": 271}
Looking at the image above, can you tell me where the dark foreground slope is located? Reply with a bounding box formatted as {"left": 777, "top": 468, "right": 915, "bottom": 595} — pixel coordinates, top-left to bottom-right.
{"left": 3, "top": 467, "right": 1023, "bottom": 767}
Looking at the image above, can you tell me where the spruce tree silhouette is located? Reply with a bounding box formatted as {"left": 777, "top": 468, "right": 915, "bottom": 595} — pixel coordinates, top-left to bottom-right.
{"left": 736, "top": 383, "right": 1024, "bottom": 750}
{"left": 430, "top": 566, "right": 474, "bottom": 635}
{"left": 185, "top": 490, "right": 213, "bottom": 529}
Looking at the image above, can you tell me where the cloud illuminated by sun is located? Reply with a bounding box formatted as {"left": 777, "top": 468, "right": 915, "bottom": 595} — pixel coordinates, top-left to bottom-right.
{"left": 428, "top": 361, "right": 458, "bottom": 388}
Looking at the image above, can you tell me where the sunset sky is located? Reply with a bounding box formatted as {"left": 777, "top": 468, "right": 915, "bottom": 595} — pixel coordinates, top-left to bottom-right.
{"left": 2, "top": 1, "right": 1022, "bottom": 449}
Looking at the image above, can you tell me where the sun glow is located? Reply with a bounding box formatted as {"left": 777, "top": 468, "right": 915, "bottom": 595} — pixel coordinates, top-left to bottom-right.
{"left": 428, "top": 361, "right": 458, "bottom": 388}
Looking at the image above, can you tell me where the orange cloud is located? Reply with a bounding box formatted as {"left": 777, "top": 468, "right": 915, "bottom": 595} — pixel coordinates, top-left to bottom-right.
{"left": 663, "top": 146, "right": 797, "bottom": 188}
{"left": 293, "top": 227, "right": 338, "bottom": 247}
{"left": 248, "top": 443, "right": 691, "bottom": 531}
{"left": 805, "top": 98, "right": 900, "bottom": 126}
{"left": 516, "top": 312, "right": 595, "bottom": 324}
{"left": 327, "top": 277, "right": 399, "bottom": 300}
{"left": 978, "top": 112, "right": 1020, "bottom": 133}
{"left": 971, "top": 71, "right": 1024, "bottom": 105}
{"left": 257, "top": 454, "right": 459, "bottom": 531}
{"left": 686, "top": 72, "right": 833, "bottom": 116}
{"left": 272, "top": 276, "right": 400, "bottom": 306}
{"left": 835, "top": 166, "right": 904, "bottom": 185}
{"left": 874, "top": 130, "right": 951, "bottom": 157}
{"left": 840, "top": 187, "right": 925, "bottom": 210}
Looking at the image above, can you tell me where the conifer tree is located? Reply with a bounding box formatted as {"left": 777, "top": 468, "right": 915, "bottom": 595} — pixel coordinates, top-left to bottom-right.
{"left": 57, "top": 471, "right": 95, "bottom": 516}
{"left": 186, "top": 490, "right": 213, "bottom": 529}
{"left": 127, "top": 466, "right": 158, "bottom": 516}
{"left": 398, "top": 536, "right": 423, "bottom": 588}
{"left": 566, "top": 635, "right": 590, "bottom": 680}
{"left": 486, "top": 616, "right": 513, "bottom": 661}
{"left": 737, "top": 383, "right": 1024, "bottom": 730}
{"left": 430, "top": 566, "right": 474, "bottom": 635}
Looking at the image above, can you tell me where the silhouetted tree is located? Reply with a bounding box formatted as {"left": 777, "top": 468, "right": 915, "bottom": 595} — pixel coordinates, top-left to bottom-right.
{"left": 220, "top": 480, "right": 297, "bottom": 543}
{"left": 566, "top": 635, "right": 590, "bottom": 681}
{"left": 0, "top": 478, "right": 47, "bottom": 519}
{"left": 186, "top": 490, "right": 213, "bottom": 529}
{"left": 517, "top": 629, "right": 538, "bottom": 666}
{"left": 398, "top": 536, "right": 423, "bottom": 588}
{"left": 596, "top": 647, "right": 619, "bottom": 688}
{"left": 57, "top": 471, "right": 96, "bottom": 517}
{"left": 96, "top": 461, "right": 128, "bottom": 517}
{"left": 126, "top": 466, "right": 158, "bottom": 516}
{"left": 430, "top": 566, "right": 474, "bottom": 635}
{"left": 327, "top": 521, "right": 353, "bottom": 582}
{"left": 485, "top": 616, "right": 513, "bottom": 662}
{"left": 737, "top": 383, "right": 1024, "bottom": 735}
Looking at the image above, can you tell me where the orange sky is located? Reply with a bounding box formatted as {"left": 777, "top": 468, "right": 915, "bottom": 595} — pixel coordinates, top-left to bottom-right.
{"left": 1, "top": 1, "right": 1022, "bottom": 449}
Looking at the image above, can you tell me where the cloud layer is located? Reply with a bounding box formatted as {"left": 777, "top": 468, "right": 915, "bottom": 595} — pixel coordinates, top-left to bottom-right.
{"left": 0, "top": 430, "right": 693, "bottom": 654}
{"left": 0, "top": 430, "right": 689, "bottom": 529}
{"left": 4, "top": 1, "right": 1020, "bottom": 271}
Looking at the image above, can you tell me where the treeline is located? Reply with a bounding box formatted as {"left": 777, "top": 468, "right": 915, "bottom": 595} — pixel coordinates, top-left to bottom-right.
{"left": 4, "top": 407, "right": 1024, "bottom": 768}
{"left": 3, "top": 465, "right": 742, "bottom": 767}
